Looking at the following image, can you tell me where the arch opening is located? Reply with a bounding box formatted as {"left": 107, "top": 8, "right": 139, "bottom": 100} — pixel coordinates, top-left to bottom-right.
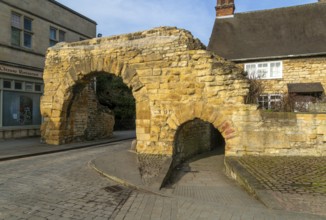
{"left": 96, "top": 74, "right": 136, "bottom": 130}
{"left": 173, "top": 118, "right": 225, "bottom": 167}
{"left": 64, "top": 71, "right": 136, "bottom": 143}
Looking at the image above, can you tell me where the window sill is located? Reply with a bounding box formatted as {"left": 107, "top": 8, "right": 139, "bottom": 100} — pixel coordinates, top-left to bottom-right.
{"left": 258, "top": 77, "right": 283, "bottom": 80}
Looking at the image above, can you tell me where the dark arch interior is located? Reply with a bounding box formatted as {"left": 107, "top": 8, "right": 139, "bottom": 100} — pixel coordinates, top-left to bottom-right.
{"left": 173, "top": 118, "right": 225, "bottom": 167}
{"left": 65, "top": 72, "right": 135, "bottom": 142}
{"left": 96, "top": 74, "right": 136, "bottom": 130}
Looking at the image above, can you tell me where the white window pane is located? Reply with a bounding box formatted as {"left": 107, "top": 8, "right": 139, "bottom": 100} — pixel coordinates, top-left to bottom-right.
{"left": 257, "top": 63, "right": 268, "bottom": 78}
{"left": 271, "top": 62, "right": 282, "bottom": 78}
{"left": 257, "top": 70, "right": 267, "bottom": 78}
{"left": 245, "top": 64, "right": 257, "bottom": 78}
{"left": 24, "top": 32, "right": 32, "bottom": 48}
{"left": 11, "top": 13, "right": 21, "bottom": 28}
{"left": 258, "top": 63, "right": 268, "bottom": 68}
{"left": 24, "top": 18, "right": 32, "bottom": 31}
{"left": 11, "top": 28, "right": 21, "bottom": 46}
{"left": 59, "top": 30, "right": 65, "bottom": 42}
{"left": 50, "top": 27, "right": 57, "bottom": 40}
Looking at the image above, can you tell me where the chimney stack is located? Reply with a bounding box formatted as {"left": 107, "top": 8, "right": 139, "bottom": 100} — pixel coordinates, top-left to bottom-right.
{"left": 215, "top": 0, "right": 235, "bottom": 17}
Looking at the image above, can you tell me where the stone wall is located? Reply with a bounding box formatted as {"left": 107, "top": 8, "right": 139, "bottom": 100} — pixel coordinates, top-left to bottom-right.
{"left": 41, "top": 83, "right": 114, "bottom": 144}
{"left": 41, "top": 27, "right": 249, "bottom": 154}
{"left": 41, "top": 27, "right": 324, "bottom": 157}
{"left": 308, "top": 103, "right": 326, "bottom": 113}
{"left": 68, "top": 84, "right": 114, "bottom": 142}
{"left": 232, "top": 109, "right": 326, "bottom": 156}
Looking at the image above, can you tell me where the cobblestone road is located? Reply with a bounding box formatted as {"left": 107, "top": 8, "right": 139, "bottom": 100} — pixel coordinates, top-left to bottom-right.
{"left": 0, "top": 142, "right": 324, "bottom": 220}
{"left": 0, "top": 142, "right": 132, "bottom": 220}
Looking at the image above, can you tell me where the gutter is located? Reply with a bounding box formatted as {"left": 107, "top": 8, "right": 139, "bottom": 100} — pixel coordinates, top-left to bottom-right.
{"left": 230, "top": 52, "right": 326, "bottom": 63}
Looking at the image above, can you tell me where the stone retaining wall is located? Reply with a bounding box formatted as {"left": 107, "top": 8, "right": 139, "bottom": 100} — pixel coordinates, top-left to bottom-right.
{"left": 308, "top": 103, "right": 326, "bottom": 113}
{"left": 233, "top": 110, "right": 326, "bottom": 156}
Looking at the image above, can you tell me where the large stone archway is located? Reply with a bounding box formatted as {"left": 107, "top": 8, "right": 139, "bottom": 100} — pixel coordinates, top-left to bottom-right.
{"left": 41, "top": 27, "right": 249, "bottom": 156}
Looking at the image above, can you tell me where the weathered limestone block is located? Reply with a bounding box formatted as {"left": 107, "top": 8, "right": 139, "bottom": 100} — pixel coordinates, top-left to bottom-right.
{"left": 317, "top": 125, "right": 326, "bottom": 135}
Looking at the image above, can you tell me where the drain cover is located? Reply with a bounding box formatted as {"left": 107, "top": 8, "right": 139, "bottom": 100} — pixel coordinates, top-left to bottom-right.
{"left": 104, "top": 185, "right": 124, "bottom": 193}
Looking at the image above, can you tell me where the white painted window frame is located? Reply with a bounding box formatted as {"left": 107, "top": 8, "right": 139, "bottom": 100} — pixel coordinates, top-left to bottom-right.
{"left": 245, "top": 61, "right": 283, "bottom": 79}
{"left": 258, "top": 94, "right": 283, "bottom": 110}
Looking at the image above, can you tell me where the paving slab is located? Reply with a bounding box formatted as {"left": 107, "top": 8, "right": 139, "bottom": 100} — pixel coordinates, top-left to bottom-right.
{"left": 92, "top": 147, "right": 326, "bottom": 219}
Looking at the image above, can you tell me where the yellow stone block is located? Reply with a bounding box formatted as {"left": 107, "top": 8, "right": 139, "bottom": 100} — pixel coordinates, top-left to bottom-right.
{"left": 167, "top": 117, "right": 178, "bottom": 130}
{"left": 194, "top": 102, "right": 204, "bottom": 118}
{"left": 137, "top": 133, "right": 151, "bottom": 141}
{"left": 51, "top": 110, "right": 62, "bottom": 118}
{"left": 317, "top": 125, "right": 326, "bottom": 135}
{"left": 288, "top": 134, "right": 306, "bottom": 142}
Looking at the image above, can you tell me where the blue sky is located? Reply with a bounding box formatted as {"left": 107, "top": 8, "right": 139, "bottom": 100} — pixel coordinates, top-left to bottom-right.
{"left": 56, "top": 0, "right": 317, "bottom": 45}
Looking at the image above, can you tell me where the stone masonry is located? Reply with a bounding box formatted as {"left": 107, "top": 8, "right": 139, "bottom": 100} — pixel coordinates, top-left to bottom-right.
{"left": 234, "top": 111, "right": 326, "bottom": 156}
{"left": 41, "top": 27, "right": 249, "bottom": 155}
{"left": 66, "top": 83, "right": 114, "bottom": 142}
{"left": 41, "top": 27, "right": 326, "bottom": 157}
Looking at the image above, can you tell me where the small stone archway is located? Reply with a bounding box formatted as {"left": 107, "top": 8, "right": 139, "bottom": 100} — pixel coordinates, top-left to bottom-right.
{"left": 173, "top": 118, "right": 225, "bottom": 166}
{"left": 41, "top": 27, "right": 249, "bottom": 155}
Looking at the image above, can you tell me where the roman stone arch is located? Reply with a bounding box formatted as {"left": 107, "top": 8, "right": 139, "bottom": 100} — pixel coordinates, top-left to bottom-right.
{"left": 41, "top": 27, "right": 249, "bottom": 155}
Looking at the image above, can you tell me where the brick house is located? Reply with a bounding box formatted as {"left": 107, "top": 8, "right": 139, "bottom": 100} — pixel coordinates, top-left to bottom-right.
{"left": 208, "top": 0, "right": 326, "bottom": 111}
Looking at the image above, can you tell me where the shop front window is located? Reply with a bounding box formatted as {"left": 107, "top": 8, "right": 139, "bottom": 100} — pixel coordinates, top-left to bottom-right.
{"left": 2, "top": 91, "right": 41, "bottom": 126}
